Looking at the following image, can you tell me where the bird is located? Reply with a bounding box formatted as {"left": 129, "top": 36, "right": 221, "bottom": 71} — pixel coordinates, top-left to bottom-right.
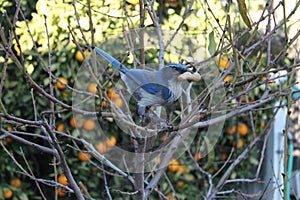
{"left": 94, "top": 47, "right": 201, "bottom": 122}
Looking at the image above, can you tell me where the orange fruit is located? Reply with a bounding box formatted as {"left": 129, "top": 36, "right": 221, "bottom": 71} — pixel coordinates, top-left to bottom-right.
{"left": 69, "top": 117, "right": 77, "bottom": 128}
{"left": 106, "top": 136, "right": 117, "bottom": 148}
{"left": 57, "top": 187, "right": 67, "bottom": 197}
{"left": 3, "top": 188, "right": 13, "bottom": 199}
{"left": 5, "top": 137, "right": 12, "bottom": 143}
{"left": 166, "top": 193, "right": 177, "bottom": 200}
{"left": 7, "top": 126, "right": 13, "bottom": 131}
{"left": 10, "top": 177, "right": 22, "bottom": 188}
{"left": 75, "top": 50, "right": 90, "bottom": 63}
{"left": 261, "top": 76, "right": 267, "bottom": 81}
{"left": 62, "top": 91, "right": 70, "bottom": 97}
{"left": 237, "top": 91, "right": 249, "bottom": 103}
{"left": 232, "top": 138, "right": 244, "bottom": 149}
{"left": 223, "top": 75, "right": 232, "bottom": 82}
{"left": 95, "top": 142, "right": 108, "bottom": 153}
{"left": 209, "top": 168, "right": 215, "bottom": 174}
{"left": 178, "top": 166, "right": 187, "bottom": 174}
{"left": 78, "top": 152, "right": 92, "bottom": 162}
{"left": 107, "top": 88, "right": 123, "bottom": 108}
{"left": 168, "top": 159, "right": 180, "bottom": 172}
{"left": 161, "top": 133, "right": 168, "bottom": 141}
{"left": 238, "top": 123, "right": 248, "bottom": 136}
{"left": 220, "top": 153, "right": 228, "bottom": 161}
{"left": 269, "top": 80, "right": 275, "bottom": 87}
{"left": 194, "top": 152, "right": 202, "bottom": 161}
{"left": 225, "top": 125, "right": 236, "bottom": 135}
{"left": 260, "top": 122, "right": 265, "bottom": 129}
{"left": 107, "top": 88, "right": 120, "bottom": 99}
{"left": 112, "top": 97, "right": 123, "bottom": 108}
{"left": 107, "top": 87, "right": 114, "bottom": 99}
{"left": 88, "top": 83, "right": 98, "bottom": 93}
{"left": 84, "top": 50, "right": 90, "bottom": 57}
{"left": 218, "top": 56, "right": 230, "bottom": 69}
{"left": 56, "top": 77, "right": 68, "bottom": 90}
{"left": 56, "top": 123, "right": 64, "bottom": 132}
{"left": 102, "top": 100, "right": 108, "bottom": 108}
{"left": 69, "top": 117, "right": 85, "bottom": 129}
{"left": 261, "top": 76, "right": 275, "bottom": 87}
{"left": 126, "top": 0, "right": 139, "bottom": 5}
{"left": 156, "top": 157, "right": 161, "bottom": 165}
{"left": 176, "top": 181, "right": 185, "bottom": 187}
{"left": 239, "top": 94, "right": 249, "bottom": 103}
{"left": 57, "top": 174, "right": 68, "bottom": 186}
{"left": 111, "top": 93, "right": 120, "bottom": 101}
{"left": 75, "top": 50, "right": 84, "bottom": 63}
{"left": 83, "top": 119, "right": 96, "bottom": 131}
{"left": 164, "top": 0, "right": 179, "bottom": 7}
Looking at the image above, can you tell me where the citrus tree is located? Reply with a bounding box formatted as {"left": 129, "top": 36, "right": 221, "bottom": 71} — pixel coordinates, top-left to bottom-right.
{"left": 1, "top": 0, "right": 300, "bottom": 199}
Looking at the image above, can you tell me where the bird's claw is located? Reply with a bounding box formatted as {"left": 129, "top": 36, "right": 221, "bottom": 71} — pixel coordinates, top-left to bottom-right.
{"left": 161, "top": 120, "right": 173, "bottom": 132}
{"left": 167, "top": 125, "right": 174, "bottom": 132}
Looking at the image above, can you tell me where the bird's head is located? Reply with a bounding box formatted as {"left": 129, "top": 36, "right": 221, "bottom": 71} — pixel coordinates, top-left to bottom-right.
{"left": 166, "top": 63, "right": 201, "bottom": 82}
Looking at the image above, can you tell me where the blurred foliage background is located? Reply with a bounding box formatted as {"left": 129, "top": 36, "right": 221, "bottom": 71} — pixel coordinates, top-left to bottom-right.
{"left": 0, "top": 0, "right": 299, "bottom": 199}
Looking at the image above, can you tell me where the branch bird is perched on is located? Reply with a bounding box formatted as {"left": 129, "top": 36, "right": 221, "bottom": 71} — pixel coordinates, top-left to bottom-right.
{"left": 95, "top": 47, "right": 201, "bottom": 121}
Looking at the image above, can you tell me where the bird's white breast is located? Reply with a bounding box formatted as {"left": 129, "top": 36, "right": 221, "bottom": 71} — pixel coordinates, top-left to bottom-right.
{"left": 167, "top": 80, "right": 183, "bottom": 103}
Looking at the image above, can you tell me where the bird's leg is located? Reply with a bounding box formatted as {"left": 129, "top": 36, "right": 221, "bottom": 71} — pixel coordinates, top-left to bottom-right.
{"left": 141, "top": 107, "right": 175, "bottom": 132}
{"left": 138, "top": 106, "right": 173, "bottom": 130}
{"left": 138, "top": 106, "right": 145, "bottom": 121}
{"left": 138, "top": 106, "right": 150, "bottom": 126}
{"left": 157, "top": 118, "right": 173, "bottom": 132}
{"left": 147, "top": 109, "right": 164, "bottom": 123}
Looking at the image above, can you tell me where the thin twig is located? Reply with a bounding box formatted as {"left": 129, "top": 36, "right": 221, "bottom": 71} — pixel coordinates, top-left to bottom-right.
{"left": 164, "top": 0, "right": 194, "bottom": 50}
{"left": 101, "top": 163, "right": 112, "bottom": 200}
{"left": 148, "top": 0, "right": 164, "bottom": 69}
{"left": 41, "top": 117, "right": 84, "bottom": 200}
{"left": 20, "top": 148, "right": 47, "bottom": 200}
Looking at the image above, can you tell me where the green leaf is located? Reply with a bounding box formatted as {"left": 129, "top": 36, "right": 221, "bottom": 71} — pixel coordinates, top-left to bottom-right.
{"left": 250, "top": 156, "right": 259, "bottom": 165}
{"left": 237, "top": 0, "right": 252, "bottom": 29}
{"left": 18, "top": 193, "right": 29, "bottom": 200}
{"left": 208, "top": 31, "right": 216, "bottom": 56}
{"left": 203, "top": 140, "right": 215, "bottom": 169}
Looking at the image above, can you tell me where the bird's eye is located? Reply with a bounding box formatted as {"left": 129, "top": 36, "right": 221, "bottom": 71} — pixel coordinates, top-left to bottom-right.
{"left": 186, "top": 66, "right": 196, "bottom": 73}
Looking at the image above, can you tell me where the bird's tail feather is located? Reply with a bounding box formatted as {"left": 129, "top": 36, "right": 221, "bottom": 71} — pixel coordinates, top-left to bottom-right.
{"left": 94, "top": 47, "right": 128, "bottom": 73}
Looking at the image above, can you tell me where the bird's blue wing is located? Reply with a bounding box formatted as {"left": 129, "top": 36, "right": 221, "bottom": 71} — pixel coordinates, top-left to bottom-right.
{"left": 141, "top": 83, "right": 172, "bottom": 101}
{"left": 141, "top": 83, "right": 161, "bottom": 94}
{"left": 123, "top": 69, "right": 173, "bottom": 102}
{"left": 161, "top": 86, "right": 172, "bottom": 101}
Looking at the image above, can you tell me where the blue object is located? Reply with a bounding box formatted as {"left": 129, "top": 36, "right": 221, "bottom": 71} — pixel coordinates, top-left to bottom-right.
{"left": 292, "top": 85, "right": 300, "bottom": 100}
{"left": 287, "top": 133, "right": 294, "bottom": 200}
{"left": 95, "top": 47, "right": 199, "bottom": 116}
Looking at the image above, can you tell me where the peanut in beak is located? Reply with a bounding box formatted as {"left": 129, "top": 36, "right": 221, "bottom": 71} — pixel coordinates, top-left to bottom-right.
{"left": 178, "top": 71, "right": 201, "bottom": 82}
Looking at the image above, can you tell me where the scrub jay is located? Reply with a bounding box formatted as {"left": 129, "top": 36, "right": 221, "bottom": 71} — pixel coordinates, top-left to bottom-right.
{"left": 94, "top": 47, "right": 201, "bottom": 119}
